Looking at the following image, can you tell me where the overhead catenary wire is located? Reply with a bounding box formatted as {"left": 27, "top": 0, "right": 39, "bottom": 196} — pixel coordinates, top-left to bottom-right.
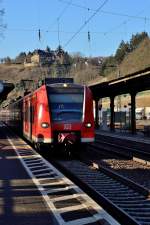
{"left": 57, "top": 18, "right": 60, "bottom": 45}
{"left": 47, "top": 0, "right": 73, "bottom": 46}
{"left": 6, "top": 27, "right": 138, "bottom": 35}
{"left": 86, "top": 5, "right": 92, "bottom": 57}
{"left": 48, "top": 0, "right": 73, "bottom": 30}
{"left": 6, "top": 28, "right": 137, "bottom": 35}
{"left": 58, "top": 0, "right": 150, "bottom": 39}
{"left": 104, "top": 8, "right": 149, "bottom": 36}
{"left": 4, "top": 1, "right": 150, "bottom": 47}
{"left": 37, "top": 0, "right": 42, "bottom": 42}
{"left": 4, "top": 1, "right": 150, "bottom": 36}
{"left": 63, "top": 0, "right": 109, "bottom": 48}
{"left": 58, "top": 0, "right": 150, "bottom": 21}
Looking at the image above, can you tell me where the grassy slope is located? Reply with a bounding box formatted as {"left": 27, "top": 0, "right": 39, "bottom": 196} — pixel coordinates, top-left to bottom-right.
{"left": 0, "top": 64, "right": 47, "bottom": 101}
{"left": 0, "top": 64, "right": 47, "bottom": 83}
{"left": 0, "top": 37, "right": 150, "bottom": 104}
{"left": 1, "top": 38, "right": 150, "bottom": 84}
{"left": 108, "top": 37, "right": 150, "bottom": 80}
{"left": 107, "top": 37, "right": 150, "bottom": 107}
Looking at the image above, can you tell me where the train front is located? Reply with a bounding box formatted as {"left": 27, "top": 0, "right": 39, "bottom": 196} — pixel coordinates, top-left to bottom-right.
{"left": 47, "top": 83, "right": 95, "bottom": 150}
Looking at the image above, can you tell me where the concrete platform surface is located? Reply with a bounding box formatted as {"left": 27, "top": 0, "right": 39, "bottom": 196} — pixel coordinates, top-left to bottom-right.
{"left": 0, "top": 123, "right": 121, "bottom": 225}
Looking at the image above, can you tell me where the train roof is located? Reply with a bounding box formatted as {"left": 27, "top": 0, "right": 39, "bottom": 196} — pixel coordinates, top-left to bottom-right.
{"left": 46, "top": 83, "right": 83, "bottom": 88}
{"left": 43, "top": 78, "right": 74, "bottom": 85}
{"left": 42, "top": 78, "right": 83, "bottom": 89}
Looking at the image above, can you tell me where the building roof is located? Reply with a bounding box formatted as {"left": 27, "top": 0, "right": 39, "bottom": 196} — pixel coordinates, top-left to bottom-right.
{"left": 89, "top": 67, "right": 150, "bottom": 99}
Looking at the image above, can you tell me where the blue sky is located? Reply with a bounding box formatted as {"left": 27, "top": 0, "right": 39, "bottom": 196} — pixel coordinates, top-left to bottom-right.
{"left": 0, "top": 0, "right": 150, "bottom": 59}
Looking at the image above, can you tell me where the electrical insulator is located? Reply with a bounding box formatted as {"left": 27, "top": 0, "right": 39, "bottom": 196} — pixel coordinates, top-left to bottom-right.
{"left": 88, "top": 31, "right": 90, "bottom": 42}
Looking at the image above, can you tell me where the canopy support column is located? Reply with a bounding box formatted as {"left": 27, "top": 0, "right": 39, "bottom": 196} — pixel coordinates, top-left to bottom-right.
{"left": 110, "top": 96, "right": 115, "bottom": 131}
{"left": 130, "top": 92, "right": 136, "bottom": 134}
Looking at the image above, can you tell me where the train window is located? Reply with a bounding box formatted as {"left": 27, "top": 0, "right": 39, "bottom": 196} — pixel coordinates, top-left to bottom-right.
{"left": 50, "top": 94, "right": 83, "bottom": 103}
{"left": 48, "top": 93, "right": 83, "bottom": 122}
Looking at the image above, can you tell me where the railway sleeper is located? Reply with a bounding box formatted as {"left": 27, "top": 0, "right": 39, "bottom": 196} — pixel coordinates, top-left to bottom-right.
{"left": 117, "top": 202, "right": 150, "bottom": 207}
{"left": 99, "top": 190, "right": 141, "bottom": 195}
{"left": 134, "top": 217, "right": 150, "bottom": 222}
{"left": 127, "top": 211, "right": 150, "bottom": 217}
{"left": 95, "top": 187, "right": 130, "bottom": 192}
{"left": 106, "top": 195, "right": 145, "bottom": 200}
{"left": 125, "top": 208, "right": 150, "bottom": 212}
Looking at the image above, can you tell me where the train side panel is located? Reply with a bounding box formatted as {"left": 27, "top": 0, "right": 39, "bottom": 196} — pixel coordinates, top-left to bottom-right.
{"left": 1, "top": 81, "right": 95, "bottom": 151}
{"left": 23, "top": 97, "right": 31, "bottom": 140}
{"left": 23, "top": 85, "right": 53, "bottom": 144}
{"left": 35, "top": 85, "right": 53, "bottom": 143}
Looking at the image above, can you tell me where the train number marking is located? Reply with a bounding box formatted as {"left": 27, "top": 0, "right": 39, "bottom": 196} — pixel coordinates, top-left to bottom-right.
{"left": 59, "top": 104, "right": 64, "bottom": 109}
{"left": 64, "top": 124, "right": 71, "bottom": 130}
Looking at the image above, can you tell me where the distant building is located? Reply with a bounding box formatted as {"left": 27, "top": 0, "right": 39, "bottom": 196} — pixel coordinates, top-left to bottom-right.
{"left": 31, "top": 49, "right": 56, "bottom": 66}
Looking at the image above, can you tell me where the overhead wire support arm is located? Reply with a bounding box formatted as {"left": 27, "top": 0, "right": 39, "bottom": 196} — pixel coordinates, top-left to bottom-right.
{"left": 63, "top": 0, "right": 109, "bottom": 48}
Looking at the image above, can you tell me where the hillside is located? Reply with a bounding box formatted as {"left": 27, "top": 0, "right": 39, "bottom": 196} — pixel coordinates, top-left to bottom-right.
{"left": 107, "top": 37, "right": 150, "bottom": 80}
{"left": 1, "top": 37, "right": 150, "bottom": 85}
{"left": 0, "top": 35, "right": 150, "bottom": 103}
{"left": 0, "top": 64, "right": 52, "bottom": 83}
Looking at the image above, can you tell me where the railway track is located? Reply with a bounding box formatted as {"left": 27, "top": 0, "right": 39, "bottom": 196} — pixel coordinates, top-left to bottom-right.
{"left": 6, "top": 124, "right": 150, "bottom": 225}
{"left": 87, "top": 132, "right": 150, "bottom": 190}
{"left": 86, "top": 143, "right": 150, "bottom": 190}
{"left": 54, "top": 158, "right": 150, "bottom": 225}
{"left": 7, "top": 133, "right": 120, "bottom": 225}
{"left": 95, "top": 133, "right": 150, "bottom": 160}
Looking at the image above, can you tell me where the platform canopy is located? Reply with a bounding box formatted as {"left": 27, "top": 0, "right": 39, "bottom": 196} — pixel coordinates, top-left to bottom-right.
{"left": 88, "top": 67, "right": 150, "bottom": 134}
{"left": 89, "top": 67, "right": 150, "bottom": 99}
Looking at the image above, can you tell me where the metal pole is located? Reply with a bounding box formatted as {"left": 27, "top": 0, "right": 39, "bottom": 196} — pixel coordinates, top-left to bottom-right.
{"left": 95, "top": 98, "right": 99, "bottom": 129}
{"left": 130, "top": 92, "right": 136, "bottom": 134}
{"left": 110, "top": 96, "right": 115, "bottom": 131}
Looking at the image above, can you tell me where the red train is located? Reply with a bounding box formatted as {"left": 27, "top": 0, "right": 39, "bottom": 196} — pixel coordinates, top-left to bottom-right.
{"left": 3, "top": 78, "right": 95, "bottom": 151}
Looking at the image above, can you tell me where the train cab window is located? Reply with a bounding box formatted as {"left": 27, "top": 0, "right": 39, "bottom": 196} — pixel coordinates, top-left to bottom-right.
{"left": 48, "top": 93, "right": 83, "bottom": 122}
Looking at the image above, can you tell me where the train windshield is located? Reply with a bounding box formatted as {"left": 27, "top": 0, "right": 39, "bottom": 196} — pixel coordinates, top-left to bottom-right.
{"left": 48, "top": 93, "right": 83, "bottom": 122}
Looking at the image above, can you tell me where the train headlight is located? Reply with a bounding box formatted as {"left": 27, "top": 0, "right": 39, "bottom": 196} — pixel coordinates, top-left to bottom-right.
{"left": 85, "top": 123, "right": 92, "bottom": 128}
{"left": 63, "top": 83, "right": 68, "bottom": 87}
{"left": 41, "top": 122, "right": 49, "bottom": 128}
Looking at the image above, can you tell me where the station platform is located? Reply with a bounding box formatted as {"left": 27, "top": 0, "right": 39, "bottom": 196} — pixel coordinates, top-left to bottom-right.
{"left": 0, "top": 123, "right": 121, "bottom": 225}
{"left": 0, "top": 125, "right": 58, "bottom": 225}
{"left": 95, "top": 128, "right": 150, "bottom": 145}
{"left": 95, "top": 128, "right": 150, "bottom": 158}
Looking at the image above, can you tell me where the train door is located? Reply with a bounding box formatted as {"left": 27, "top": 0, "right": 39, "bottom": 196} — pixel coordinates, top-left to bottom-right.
{"left": 31, "top": 95, "right": 37, "bottom": 141}
{"left": 23, "top": 99, "right": 29, "bottom": 139}
{"left": 23, "top": 98, "right": 32, "bottom": 141}
{"left": 29, "top": 101, "right": 32, "bottom": 140}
